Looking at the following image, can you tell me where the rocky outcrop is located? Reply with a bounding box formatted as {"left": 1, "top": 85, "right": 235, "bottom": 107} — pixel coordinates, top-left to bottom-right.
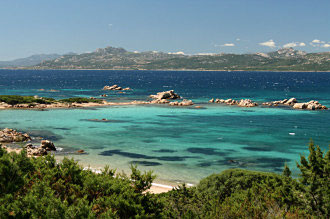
{"left": 169, "top": 99, "right": 194, "bottom": 106}
{"left": 40, "top": 140, "right": 56, "bottom": 151}
{"left": 103, "top": 85, "right": 131, "bottom": 91}
{"left": 262, "top": 98, "right": 297, "bottom": 106}
{"left": 25, "top": 140, "right": 56, "bottom": 156}
{"left": 25, "top": 143, "right": 47, "bottom": 156}
{"left": 263, "top": 98, "right": 327, "bottom": 110}
{"left": 293, "top": 101, "right": 328, "bottom": 110}
{"left": 237, "top": 99, "right": 258, "bottom": 107}
{"left": 0, "top": 128, "right": 31, "bottom": 143}
{"left": 150, "top": 90, "right": 180, "bottom": 100}
{"left": 286, "top": 98, "right": 297, "bottom": 105}
{"left": 0, "top": 102, "right": 11, "bottom": 109}
{"left": 209, "top": 98, "right": 257, "bottom": 107}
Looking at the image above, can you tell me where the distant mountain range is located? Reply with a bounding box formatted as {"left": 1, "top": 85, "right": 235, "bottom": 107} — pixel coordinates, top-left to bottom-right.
{"left": 2, "top": 47, "right": 330, "bottom": 71}
{"left": 0, "top": 54, "right": 62, "bottom": 67}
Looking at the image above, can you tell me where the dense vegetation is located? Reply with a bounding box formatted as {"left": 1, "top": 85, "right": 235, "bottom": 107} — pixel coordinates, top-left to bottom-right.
{"left": 59, "top": 97, "right": 103, "bottom": 104}
{"left": 0, "top": 140, "right": 329, "bottom": 218}
{"left": 34, "top": 46, "right": 330, "bottom": 71}
{"left": 0, "top": 95, "right": 102, "bottom": 106}
{"left": 0, "top": 95, "right": 55, "bottom": 105}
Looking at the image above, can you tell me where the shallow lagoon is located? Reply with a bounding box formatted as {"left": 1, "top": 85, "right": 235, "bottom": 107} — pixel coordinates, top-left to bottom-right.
{"left": 0, "top": 70, "right": 329, "bottom": 184}
{"left": 0, "top": 104, "right": 329, "bottom": 184}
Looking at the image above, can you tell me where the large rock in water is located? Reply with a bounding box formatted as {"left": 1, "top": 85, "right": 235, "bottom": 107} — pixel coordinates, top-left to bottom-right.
{"left": 103, "top": 84, "right": 130, "bottom": 91}
{"left": 237, "top": 99, "right": 258, "bottom": 107}
{"left": 293, "top": 101, "right": 327, "bottom": 110}
{"left": 0, "top": 128, "right": 31, "bottom": 143}
{"left": 150, "top": 90, "right": 180, "bottom": 100}
{"left": 41, "top": 140, "right": 56, "bottom": 151}
{"left": 285, "top": 98, "right": 297, "bottom": 105}
{"left": 169, "top": 99, "right": 194, "bottom": 106}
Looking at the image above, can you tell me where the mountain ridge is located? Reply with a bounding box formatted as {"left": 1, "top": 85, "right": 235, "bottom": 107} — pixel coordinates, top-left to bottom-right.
{"left": 0, "top": 54, "right": 61, "bottom": 67}
{"left": 4, "top": 47, "right": 330, "bottom": 71}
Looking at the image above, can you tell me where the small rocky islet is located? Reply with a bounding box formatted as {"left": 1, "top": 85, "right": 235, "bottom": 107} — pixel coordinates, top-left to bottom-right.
{"left": 0, "top": 87, "right": 327, "bottom": 110}
{"left": 209, "top": 97, "right": 327, "bottom": 110}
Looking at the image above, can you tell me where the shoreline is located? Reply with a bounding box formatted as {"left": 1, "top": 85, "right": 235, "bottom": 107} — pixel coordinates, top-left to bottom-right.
{"left": 2, "top": 67, "right": 330, "bottom": 72}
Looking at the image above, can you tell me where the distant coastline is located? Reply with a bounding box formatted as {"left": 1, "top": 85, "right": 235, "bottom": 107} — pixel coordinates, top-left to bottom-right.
{"left": 1, "top": 67, "right": 330, "bottom": 72}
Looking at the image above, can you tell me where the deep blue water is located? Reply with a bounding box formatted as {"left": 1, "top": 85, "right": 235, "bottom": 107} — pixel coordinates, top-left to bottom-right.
{"left": 0, "top": 69, "right": 329, "bottom": 184}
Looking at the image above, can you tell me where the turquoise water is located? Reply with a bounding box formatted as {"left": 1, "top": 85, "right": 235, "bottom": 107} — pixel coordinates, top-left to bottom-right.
{"left": 1, "top": 70, "right": 329, "bottom": 184}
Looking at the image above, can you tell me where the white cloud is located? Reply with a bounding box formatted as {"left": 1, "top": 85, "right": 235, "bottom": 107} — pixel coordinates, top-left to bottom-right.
{"left": 222, "top": 43, "right": 235, "bottom": 47}
{"left": 283, "top": 42, "right": 306, "bottom": 48}
{"left": 310, "top": 39, "right": 327, "bottom": 47}
{"left": 312, "top": 39, "right": 325, "bottom": 44}
{"left": 322, "top": 44, "right": 330, "bottom": 48}
{"left": 283, "top": 42, "right": 297, "bottom": 48}
{"left": 259, "top": 40, "right": 276, "bottom": 48}
{"left": 236, "top": 38, "right": 241, "bottom": 41}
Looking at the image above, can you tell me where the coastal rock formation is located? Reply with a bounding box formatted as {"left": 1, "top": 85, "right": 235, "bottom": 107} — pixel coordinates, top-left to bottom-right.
{"left": 237, "top": 99, "right": 258, "bottom": 107}
{"left": 40, "top": 140, "right": 57, "bottom": 151}
{"left": 224, "top": 99, "right": 237, "bottom": 105}
{"left": 150, "top": 99, "right": 170, "bottom": 104}
{"left": 150, "top": 90, "right": 180, "bottom": 100}
{"left": 103, "top": 85, "right": 131, "bottom": 91}
{"left": 210, "top": 98, "right": 257, "bottom": 107}
{"left": 263, "top": 98, "right": 297, "bottom": 106}
{"left": 25, "top": 140, "right": 57, "bottom": 156}
{"left": 293, "top": 101, "right": 328, "bottom": 110}
{"left": 0, "top": 128, "right": 31, "bottom": 143}
{"left": 25, "top": 143, "right": 47, "bottom": 156}
{"left": 0, "top": 102, "right": 11, "bottom": 109}
{"left": 169, "top": 99, "right": 194, "bottom": 106}
{"left": 263, "top": 98, "right": 327, "bottom": 110}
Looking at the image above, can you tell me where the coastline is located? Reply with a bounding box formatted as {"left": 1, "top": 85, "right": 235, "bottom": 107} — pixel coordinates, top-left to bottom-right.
{"left": 1, "top": 67, "right": 330, "bottom": 72}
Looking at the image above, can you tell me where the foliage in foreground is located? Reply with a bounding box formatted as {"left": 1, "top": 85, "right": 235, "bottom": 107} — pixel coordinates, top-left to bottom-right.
{"left": 0, "top": 149, "right": 161, "bottom": 218}
{"left": 159, "top": 140, "right": 329, "bottom": 218}
{"left": 0, "top": 140, "right": 329, "bottom": 218}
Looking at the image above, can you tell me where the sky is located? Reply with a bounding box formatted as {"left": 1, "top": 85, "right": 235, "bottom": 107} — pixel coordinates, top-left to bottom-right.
{"left": 0, "top": 0, "right": 329, "bottom": 60}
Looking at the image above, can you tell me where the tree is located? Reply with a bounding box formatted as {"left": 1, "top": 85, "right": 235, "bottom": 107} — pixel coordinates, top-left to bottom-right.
{"left": 296, "top": 140, "right": 330, "bottom": 217}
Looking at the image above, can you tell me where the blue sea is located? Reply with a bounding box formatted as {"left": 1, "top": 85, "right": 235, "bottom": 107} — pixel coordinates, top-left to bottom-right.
{"left": 0, "top": 69, "right": 329, "bottom": 184}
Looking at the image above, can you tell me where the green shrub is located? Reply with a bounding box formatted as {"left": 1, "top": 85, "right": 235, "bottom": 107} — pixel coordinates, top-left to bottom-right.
{"left": 0, "top": 95, "right": 55, "bottom": 105}
{"left": 0, "top": 147, "right": 163, "bottom": 218}
{"left": 59, "top": 97, "right": 103, "bottom": 104}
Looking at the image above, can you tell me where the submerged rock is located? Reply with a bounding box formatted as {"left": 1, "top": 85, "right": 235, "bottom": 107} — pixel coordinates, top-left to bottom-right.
{"left": 150, "top": 99, "right": 170, "bottom": 104}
